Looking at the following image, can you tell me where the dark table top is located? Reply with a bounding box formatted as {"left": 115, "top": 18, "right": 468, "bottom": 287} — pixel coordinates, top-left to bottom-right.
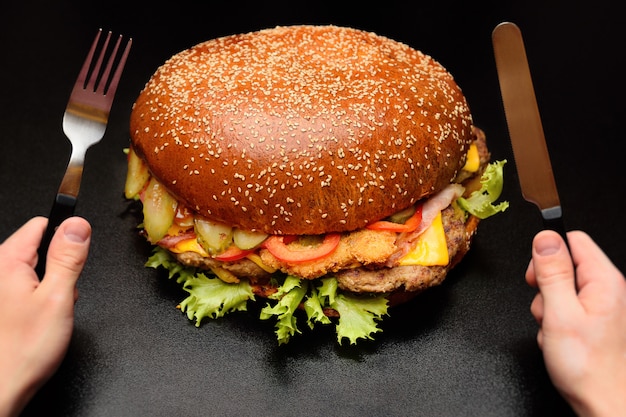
{"left": 1, "top": 1, "right": 624, "bottom": 416}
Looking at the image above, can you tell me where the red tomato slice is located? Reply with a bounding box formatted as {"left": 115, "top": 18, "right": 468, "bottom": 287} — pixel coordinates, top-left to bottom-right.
{"left": 214, "top": 245, "right": 255, "bottom": 262}
{"left": 262, "top": 233, "right": 341, "bottom": 263}
{"left": 365, "top": 220, "right": 409, "bottom": 232}
{"left": 366, "top": 205, "right": 423, "bottom": 233}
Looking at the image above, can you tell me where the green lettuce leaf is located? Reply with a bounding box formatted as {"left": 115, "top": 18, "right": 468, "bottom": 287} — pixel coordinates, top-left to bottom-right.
{"left": 303, "top": 289, "right": 330, "bottom": 329}
{"left": 457, "top": 160, "right": 509, "bottom": 219}
{"left": 316, "top": 276, "right": 338, "bottom": 306}
{"left": 331, "top": 293, "right": 388, "bottom": 345}
{"left": 303, "top": 280, "right": 333, "bottom": 329}
{"left": 308, "top": 276, "right": 388, "bottom": 345}
{"left": 260, "top": 276, "right": 307, "bottom": 345}
{"left": 180, "top": 273, "right": 254, "bottom": 325}
{"left": 146, "top": 247, "right": 193, "bottom": 283}
{"left": 146, "top": 247, "right": 254, "bottom": 325}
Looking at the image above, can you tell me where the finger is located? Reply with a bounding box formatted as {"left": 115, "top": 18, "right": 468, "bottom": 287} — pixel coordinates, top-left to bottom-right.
{"left": 536, "top": 328, "right": 544, "bottom": 350}
{"left": 525, "top": 258, "right": 537, "bottom": 288}
{"left": 40, "top": 217, "right": 91, "bottom": 296}
{"left": 529, "top": 292, "right": 544, "bottom": 325}
{"left": 568, "top": 231, "right": 625, "bottom": 292}
{"left": 530, "top": 230, "right": 578, "bottom": 313}
{"left": 0, "top": 217, "right": 48, "bottom": 268}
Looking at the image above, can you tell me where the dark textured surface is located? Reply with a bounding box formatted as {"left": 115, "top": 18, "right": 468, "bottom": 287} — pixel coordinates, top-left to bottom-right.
{"left": 1, "top": 1, "right": 624, "bottom": 416}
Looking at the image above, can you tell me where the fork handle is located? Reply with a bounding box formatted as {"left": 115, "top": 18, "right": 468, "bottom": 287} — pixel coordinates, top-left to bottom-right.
{"left": 35, "top": 193, "right": 77, "bottom": 279}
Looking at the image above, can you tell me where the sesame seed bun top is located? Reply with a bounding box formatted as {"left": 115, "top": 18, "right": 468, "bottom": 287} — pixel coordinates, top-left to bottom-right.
{"left": 130, "top": 25, "right": 474, "bottom": 235}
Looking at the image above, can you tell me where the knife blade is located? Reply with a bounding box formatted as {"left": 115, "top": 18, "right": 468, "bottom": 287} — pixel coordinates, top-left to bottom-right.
{"left": 492, "top": 22, "right": 570, "bottom": 246}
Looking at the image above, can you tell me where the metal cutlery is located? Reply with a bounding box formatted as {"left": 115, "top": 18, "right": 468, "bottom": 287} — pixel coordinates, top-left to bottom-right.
{"left": 35, "top": 29, "right": 132, "bottom": 278}
{"left": 492, "top": 22, "right": 575, "bottom": 285}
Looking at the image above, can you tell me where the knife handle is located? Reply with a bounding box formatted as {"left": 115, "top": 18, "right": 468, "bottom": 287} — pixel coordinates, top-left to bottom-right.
{"left": 541, "top": 207, "right": 570, "bottom": 248}
{"left": 35, "top": 193, "right": 77, "bottom": 279}
{"left": 542, "top": 214, "right": 578, "bottom": 290}
{"left": 543, "top": 216, "right": 569, "bottom": 247}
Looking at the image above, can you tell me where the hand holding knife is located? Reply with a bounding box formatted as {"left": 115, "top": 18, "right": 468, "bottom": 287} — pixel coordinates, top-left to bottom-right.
{"left": 492, "top": 22, "right": 575, "bottom": 284}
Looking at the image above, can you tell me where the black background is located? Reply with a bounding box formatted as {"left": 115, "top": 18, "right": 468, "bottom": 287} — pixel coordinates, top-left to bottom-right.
{"left": 1, "top": 1, "right": 624, "bottom": 416}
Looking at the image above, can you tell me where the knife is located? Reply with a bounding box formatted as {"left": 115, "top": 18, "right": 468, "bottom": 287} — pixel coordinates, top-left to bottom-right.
{"left": 492, "top": 22, "right": 570, "bottom": 249}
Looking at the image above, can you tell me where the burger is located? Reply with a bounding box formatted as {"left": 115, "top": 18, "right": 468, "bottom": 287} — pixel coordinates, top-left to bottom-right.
{"left": 124, "top": 25, "right": 508, "bottom": 345}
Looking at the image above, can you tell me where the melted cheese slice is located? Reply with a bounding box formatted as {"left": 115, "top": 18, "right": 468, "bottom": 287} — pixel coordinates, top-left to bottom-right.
{"left": 171, "top": 238, "right": 208, "bottom": 256}
{"left": 398, "top": 211, "right": 449, "bottom": 266}
{"left": 246, "top": 253, "right": 278, "bottom": 273}
{"left": 462, "top": 143, "right": 480, "bottom": 173}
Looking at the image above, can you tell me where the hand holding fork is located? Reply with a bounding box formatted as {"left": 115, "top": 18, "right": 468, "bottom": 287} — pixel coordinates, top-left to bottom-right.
{"left": 35, "top": 29, "right": 131, "bottom": 278}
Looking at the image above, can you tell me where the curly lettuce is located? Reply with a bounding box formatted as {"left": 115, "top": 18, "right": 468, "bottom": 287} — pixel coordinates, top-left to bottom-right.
{"left": 146, "top": 248, "right": 388, "bottom": 345}
{"left": 260, "top": 276, "right": 308, "bottom": 344}
{"left": 457, "top": 160, "right": 509, "bottom": 219}
{"left": 260, "top": 276, "right": 388, "bottom": 345}
{"left": 146, "top": 248, "right": 254, "bottom": 323}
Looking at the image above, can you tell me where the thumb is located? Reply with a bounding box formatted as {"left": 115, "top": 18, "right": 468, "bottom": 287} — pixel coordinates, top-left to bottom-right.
{"left": 41, "top": 217, "right": 92, "bottom": 294}
{"left": 531, "top": 230, "right": 578, "bottom": 312}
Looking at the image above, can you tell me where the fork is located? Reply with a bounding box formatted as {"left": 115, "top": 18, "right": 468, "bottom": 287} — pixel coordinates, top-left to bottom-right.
{"left": 35, "top": 29, "right": 132, "bottom": 278}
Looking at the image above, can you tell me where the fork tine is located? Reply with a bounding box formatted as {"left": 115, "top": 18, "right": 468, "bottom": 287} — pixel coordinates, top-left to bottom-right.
{"left": 87, "top": 30, "right": 112, "bottom": 92}
{"left": 96, "top": 34, "right": 122, "bottom": 95}
{"left": 75, "top": 29, "right": 103, "bottom": 89}
{"left": 105, "top": 37, "right": 132, "bottom": 97}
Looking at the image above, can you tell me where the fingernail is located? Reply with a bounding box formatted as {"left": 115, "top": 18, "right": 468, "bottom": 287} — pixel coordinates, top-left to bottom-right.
{"left": 64, "top": 223, "right": 90, "bottom": 243}
{"left": 535, "top": 234, "right": 561, "bottom": 256}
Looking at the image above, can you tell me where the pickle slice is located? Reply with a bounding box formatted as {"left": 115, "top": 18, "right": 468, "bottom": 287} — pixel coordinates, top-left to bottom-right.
{"left": 233, "top": 228, "right": 268, "bottom": 250}
{"left": 195, "top": 218, "right": 233, "bottom": 255}
{"left": 143, "top": 177, "right": 177, "bottom": 243}
{"left": 124, "top": 147, "right": 150, "bottom": 199}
